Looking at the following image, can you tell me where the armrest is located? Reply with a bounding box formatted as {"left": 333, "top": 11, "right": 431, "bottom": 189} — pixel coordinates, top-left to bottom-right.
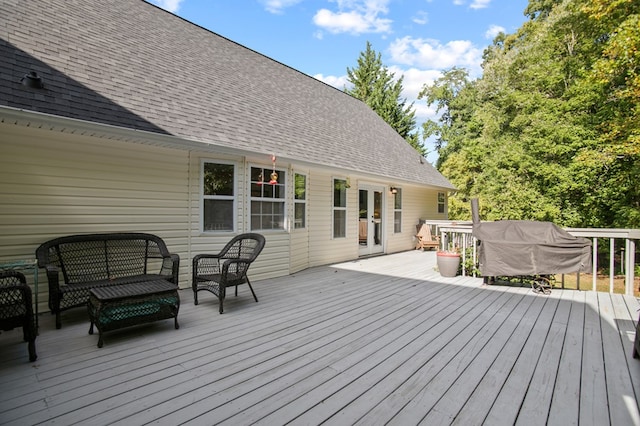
{"left": 164, "top": 253, "right": 180, "bottom": 285}
{"left": 192, "top": 254, "right": 223, "bottom": 277}
{"left": 221, "top": 258, "right": 253, "bottom": 282}
{"left": 44, "top": 264, "right": 62, "bottom": 292}
{"left": 2, "top": 283, "right": 34, "bottom": 307}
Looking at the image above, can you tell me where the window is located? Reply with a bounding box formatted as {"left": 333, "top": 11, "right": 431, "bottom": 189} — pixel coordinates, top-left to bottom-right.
{"left": 202, "top": 162, "right": 235, "bottom": 232}
{"left": 333, "top": 178, "right": 347, "bottom": 238}
{"left": 393, "top": 188, "right": 402, "bottom": 233}
{"left": 250, "top": 166, "right": 286, "bottom": 230}
{"left": 294, "top": 173, "right": 307, "bottom": 229}
{"left": 438, "top": 192, "right": 446, "bottom": 214}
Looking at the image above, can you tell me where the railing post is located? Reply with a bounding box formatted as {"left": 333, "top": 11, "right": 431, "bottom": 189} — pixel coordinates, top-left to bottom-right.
{"left": 610, "top": 238, "right": 615, "bottom": 293}
{"left": 592, "top": 237, "right": 598, "bottom": 292}
{"left": 461, "top": 233, "right": 466, "bottom": 277}
{"left": 626, "top": 238, "right": 636, "bottom": 296}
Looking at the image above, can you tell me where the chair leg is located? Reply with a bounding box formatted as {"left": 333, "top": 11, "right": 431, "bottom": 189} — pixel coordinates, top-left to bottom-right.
{"left": 55, "top": 311, "right": 62, "bottom": 329}
{"left": 246, "top": 278, "right": 259, "bottom": 303}
{"left": 193, "top": 290, "right": 199, "bottom": 305}
{"left": 27, "top": 339, "right": 37, "bottom": 362}
{"left": 24, "top": 321, "right": 37, "bottom": 362}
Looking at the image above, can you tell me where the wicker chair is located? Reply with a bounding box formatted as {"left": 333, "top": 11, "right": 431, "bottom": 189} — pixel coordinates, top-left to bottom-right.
{"left": 0, "top": 270, "right": 37, "bottom": 362}
{"left": 192, "top": 233, "right": 266, "bottom": 314}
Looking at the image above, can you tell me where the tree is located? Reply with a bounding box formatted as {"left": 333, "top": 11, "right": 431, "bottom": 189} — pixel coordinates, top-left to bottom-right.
{"left": 417, "top": 0, "right": 640, "bottom": 228}
{"left": 417, "top": 0, "right": 631, "bottom": 226}
{"left": 346, "top": 42, "right": 423, "bottom": 154}
{"left": 573, "top": 0, "right": 640, "bottom": 226}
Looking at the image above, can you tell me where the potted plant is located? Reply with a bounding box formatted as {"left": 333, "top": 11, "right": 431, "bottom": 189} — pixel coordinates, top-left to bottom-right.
{"left": 436, "top": 243, "right": 461, "bottom": 277}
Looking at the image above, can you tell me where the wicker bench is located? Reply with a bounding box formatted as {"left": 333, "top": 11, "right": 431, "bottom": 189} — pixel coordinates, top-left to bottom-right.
{"left": 36, "top": 233, "right": 179, "bottom": 329}
{"left": 88, "top": 280, "right": 179, "bottom": 347}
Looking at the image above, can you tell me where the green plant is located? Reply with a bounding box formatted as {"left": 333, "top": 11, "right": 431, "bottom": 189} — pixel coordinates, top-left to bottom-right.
{"left": 458, "top": 246, "right": 479, "bottom": 276}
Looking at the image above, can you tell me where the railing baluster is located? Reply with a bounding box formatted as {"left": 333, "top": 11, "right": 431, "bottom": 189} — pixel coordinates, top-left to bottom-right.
{"left": 626, "top": 238, "right": 636, "bottom": 296}
{"left": 610, "top": 238, "right": 615, "bottom": 293}
{"left": 592, "top": 237, "right": 598, "bottom": 292}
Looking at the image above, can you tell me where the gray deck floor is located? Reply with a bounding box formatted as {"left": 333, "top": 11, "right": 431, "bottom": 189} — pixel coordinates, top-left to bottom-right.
{"left": 1, "top": 250, "right": 639, "bottom": 425}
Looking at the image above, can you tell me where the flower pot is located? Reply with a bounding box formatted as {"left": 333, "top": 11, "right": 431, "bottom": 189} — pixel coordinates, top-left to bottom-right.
{"left": 437, "top": 252, "right": 460, "bottom": 277}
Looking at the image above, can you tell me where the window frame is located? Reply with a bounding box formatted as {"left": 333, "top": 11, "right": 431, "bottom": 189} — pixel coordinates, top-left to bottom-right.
{"left": 438, "top": 192, "right": 446, "bottom": 214}
{"left": 201, "top": 159, "right": 237, "bottom": 233}
{"left": 332, "top": 177, "right": 348, "bottom": 239}
{"left": 293, "top": 172, "right": 307, "bottom": 230}
{"left": 393, "top": 187, "right": 402, "bottom": 233}
{"left": 249, "top": 164, "right": 287, "bottom": 232}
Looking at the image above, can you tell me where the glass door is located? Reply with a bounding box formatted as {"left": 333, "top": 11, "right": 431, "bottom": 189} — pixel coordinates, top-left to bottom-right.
{"left": 358, "top": 185, "right": 384, "bottom": 256}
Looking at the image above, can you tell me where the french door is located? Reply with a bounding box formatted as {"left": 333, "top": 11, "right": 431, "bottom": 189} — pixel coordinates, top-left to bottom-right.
{"left": 358, "top": 185, "right": 384, "bottom": 256}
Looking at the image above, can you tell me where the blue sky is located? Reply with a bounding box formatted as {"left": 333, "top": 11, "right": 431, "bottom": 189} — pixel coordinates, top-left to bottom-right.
{"left": 149, "top": 0, "right": 529, "bottom": 159}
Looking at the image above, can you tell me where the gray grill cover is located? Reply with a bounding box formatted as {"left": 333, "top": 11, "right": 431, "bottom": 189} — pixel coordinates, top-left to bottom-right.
{"left": 473, "top": 220, "right": 592, "bottom": 277}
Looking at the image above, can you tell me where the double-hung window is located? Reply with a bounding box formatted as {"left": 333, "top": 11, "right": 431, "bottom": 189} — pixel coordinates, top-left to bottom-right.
{"left": 438, "top": 192, "right": 446, "bottom": 214}
{"left": 393, "top": 188, "right": 402, "bottom": 233}
{"left": 294, "top": 173, "right": 307, "bottom": 229}
{"left": 250, "top": 166, "right": 286, "bottom": 230}
{"left": 202, "top": 162, "right": 235, "bottom": 232}
{"left": 333, "top": 178, "right": 347, "bottom": 238}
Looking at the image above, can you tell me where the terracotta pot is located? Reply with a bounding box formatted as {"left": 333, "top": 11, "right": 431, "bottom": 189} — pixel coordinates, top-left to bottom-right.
{"left": 437, "top": 251, "right": 460, "bottom": 277}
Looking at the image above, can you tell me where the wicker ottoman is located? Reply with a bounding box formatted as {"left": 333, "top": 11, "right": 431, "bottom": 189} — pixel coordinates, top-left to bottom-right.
{"left": 88, "top": 280, "right": 180, "bottom": 348}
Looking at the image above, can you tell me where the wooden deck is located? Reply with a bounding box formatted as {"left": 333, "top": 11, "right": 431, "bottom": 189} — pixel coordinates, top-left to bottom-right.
{"left": 1, "top": 250, "right": 639, "bottom": 425}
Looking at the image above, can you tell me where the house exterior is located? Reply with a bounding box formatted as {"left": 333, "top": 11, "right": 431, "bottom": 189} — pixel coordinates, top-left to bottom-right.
{"left": 0, "top": 0, "right": 455, "bottom": 294}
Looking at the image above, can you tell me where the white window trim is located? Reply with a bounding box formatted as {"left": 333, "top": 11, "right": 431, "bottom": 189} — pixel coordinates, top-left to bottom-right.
{"left": 200, "top": 159, "right": 238, "bottom": 234}
{"left": 332, "top": 177, "right": 348, "bottom": 239}
{"left": 248, "top": 162, "right": 288, "bottom": 233}
{"left": 293, "top": 172, "right": 307, "bottom": 230}
{"left": 393, "top": 187, "right": 402, "bottom": 234}
{"left": 438, "top": 191, "right": 446, "bottom": 214}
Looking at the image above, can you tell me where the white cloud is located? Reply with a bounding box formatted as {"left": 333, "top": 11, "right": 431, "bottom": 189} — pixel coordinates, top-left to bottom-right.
{"left": 312, "top": 0, "right": 393, "bottom": 35}
{"left": 388, "top": 36, "right": 483, "bottom": 76}
{"left": 313, "top": 73, "right": 350, "bottom": 90}
{"left": 452, "top": 0, "right": 491, "bottom": 8}
{"left": 260, "top": 0, "right": 303, "bottom": 14}
{"left": 485, "top": 24, "right": 505, "bottom": 39}
{"left": 388, "top": 66, "right": 441, "bottom": 100}
{"left": 470, "top": 0, "right": 491, "bottom": 9}
{"left": 412, "top": 11, "right": 429, "bottom": 25}
{"left": 149, "top": 0, "right": 184, "bottom": 13}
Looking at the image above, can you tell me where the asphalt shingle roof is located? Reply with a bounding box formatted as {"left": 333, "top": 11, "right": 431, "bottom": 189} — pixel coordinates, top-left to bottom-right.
{"left": 0, "top": 0, "right": 454, "bottom": 190}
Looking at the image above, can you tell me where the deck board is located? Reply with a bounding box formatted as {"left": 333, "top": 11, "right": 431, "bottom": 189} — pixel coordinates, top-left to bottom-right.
{"left": 547, "top": 290, "right": 584, "bottom": 426}
{"left": 0, "top": 250, "right": 638, "bottom": 425}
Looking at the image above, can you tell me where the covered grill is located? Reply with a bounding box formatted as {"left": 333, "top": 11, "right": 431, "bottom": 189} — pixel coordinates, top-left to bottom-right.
{"left": 471, "top": 199, "right": 592, "bottom": 292}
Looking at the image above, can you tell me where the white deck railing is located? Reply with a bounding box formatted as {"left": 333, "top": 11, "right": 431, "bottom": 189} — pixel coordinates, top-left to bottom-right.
{"left": 422, "top": 220, "right": 639, "bottom": 296}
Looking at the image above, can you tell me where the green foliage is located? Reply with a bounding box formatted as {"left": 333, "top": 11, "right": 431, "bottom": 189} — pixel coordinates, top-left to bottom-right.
{"left": 346, "top": 42, "right": 424, "bottom": 155}
{"left": 419, "top": 0, "right": 640, "bottom": 228}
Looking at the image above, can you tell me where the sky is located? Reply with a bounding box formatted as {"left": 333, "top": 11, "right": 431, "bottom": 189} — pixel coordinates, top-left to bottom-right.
{"left": 148, "top": 0, "right": 530, "bottom": 161}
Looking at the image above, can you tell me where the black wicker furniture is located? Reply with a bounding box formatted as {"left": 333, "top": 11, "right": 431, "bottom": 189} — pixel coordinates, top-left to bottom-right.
{"left": 634, "top": 312, "right": 640, "bottom": 359}
{"left": 88, "top": 280, "right": 179, "bottom": 348}
{"left": 36, "top": 233, "right": 179, "bottom": 329}
{"left": 192, "top": 233, "right": 265, "bottom": 314}
{"left": 0, "top": 270, "right": 37, "bottom": 362}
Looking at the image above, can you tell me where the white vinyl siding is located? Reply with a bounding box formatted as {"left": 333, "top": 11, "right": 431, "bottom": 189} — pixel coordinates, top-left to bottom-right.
{"left": 0, "top": 122, "right": 450, "bottom": 313}
{"left": 306, "top": 171, "right": 357, "bottom": 267}
{"left": 0, "top": 124, "right": 191, "bottom": 312}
